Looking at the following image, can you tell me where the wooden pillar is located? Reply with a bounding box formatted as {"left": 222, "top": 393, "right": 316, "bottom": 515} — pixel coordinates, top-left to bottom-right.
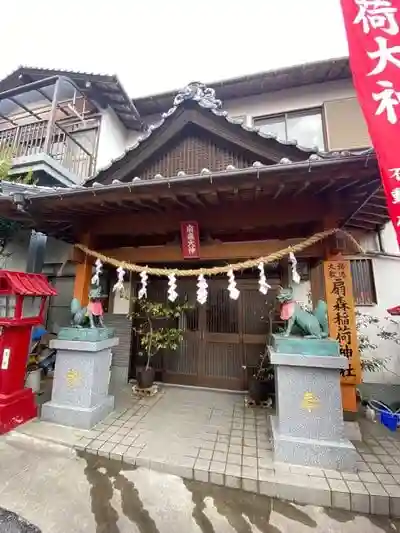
{"left": 73, "top": 233, "right": 93, "bottom": 306}
{"left": 323, "top": 257, "right": 361, "bottom": 415}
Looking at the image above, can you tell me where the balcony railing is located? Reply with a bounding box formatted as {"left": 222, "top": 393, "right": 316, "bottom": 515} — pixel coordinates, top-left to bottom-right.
{"left": 0, "top": 120, "right": 95, "bottom": 180}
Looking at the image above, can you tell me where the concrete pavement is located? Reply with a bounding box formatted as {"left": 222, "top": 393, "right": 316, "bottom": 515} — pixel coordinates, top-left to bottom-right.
{"left": 0, "top": 436, "right": 399, "bottom": 533}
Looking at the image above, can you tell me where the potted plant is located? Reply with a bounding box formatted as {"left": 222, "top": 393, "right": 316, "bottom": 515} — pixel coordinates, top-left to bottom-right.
{"left": 245, "top": 349, "right": 275, "bottom": 404}
{"left": 130, "top": 298, "right": 191, "bottom": 389}
{"left": 243, "top": 302, "right": 276, "bottom": 404}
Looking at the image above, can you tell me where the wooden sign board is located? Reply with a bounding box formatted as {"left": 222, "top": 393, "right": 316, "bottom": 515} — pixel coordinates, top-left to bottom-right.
{"left": 324, "top": 260, "right": 361, "bottom": 385}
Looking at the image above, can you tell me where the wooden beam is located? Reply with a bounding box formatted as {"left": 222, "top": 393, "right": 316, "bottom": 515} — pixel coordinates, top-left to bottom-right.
{"left": 273, "top": 184, "right": 285, "bottom": 200}
{"left": 350, "top": 216, "right": 378, "bottom": 226}
{"left": 360, "top": 210, "right": 388, "bottom": 219}
{"left": 73, "top": 233, "right": 93, "bottom": 306}
{"left": 90, "top": 197, "right": 336, "bottom": 237}
{"left": 100, "top": 239, "right": 326, "bottom": 264}
{"left": 342, "top": 184, "right": 382, "bottom": 228}
{"left": 292, "top": 180, "right": 310, "bottom": 198}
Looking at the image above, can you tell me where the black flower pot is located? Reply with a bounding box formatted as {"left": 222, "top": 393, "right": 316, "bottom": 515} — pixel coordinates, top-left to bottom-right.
{"left": 136, "top": 367, "right": 155, "bottom": 389}
{"left": 248, "top": 369, "right": 275, "bottom": 404}
{"left": 248, "top": 376, "right": 264, "bottom": 403}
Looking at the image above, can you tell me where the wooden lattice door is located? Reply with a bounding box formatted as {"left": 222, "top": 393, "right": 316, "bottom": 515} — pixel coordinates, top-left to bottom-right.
{"left": 132, "top": 275, "right": 279, "bottom": 390}
{"left": 200, "top": 280, "right": 242, "bottom": 389}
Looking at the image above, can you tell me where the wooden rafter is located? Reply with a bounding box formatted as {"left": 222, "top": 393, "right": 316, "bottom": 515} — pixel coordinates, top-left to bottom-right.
{"left": 342, "top": 184, "right": 382, "bottom": 228}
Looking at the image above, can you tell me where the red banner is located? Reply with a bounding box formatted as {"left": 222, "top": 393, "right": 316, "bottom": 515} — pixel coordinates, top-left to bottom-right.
{"left": 340, "top": 0, "right": 400, "bottom": 245}
{"left": 180, "top": 221, "right": 200, "bottom": 259}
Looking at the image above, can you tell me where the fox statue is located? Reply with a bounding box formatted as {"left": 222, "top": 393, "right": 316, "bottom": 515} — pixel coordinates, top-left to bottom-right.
{"left": 276, "top": 286, "right": 329, "bottom": 339}
{"left": 71, "top": 286, "right": 105, "bottom": 329}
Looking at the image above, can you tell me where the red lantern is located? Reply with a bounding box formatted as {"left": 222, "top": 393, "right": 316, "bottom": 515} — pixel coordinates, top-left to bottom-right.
{"left": 0, "top": 271, "right": 57, "bottom": 434}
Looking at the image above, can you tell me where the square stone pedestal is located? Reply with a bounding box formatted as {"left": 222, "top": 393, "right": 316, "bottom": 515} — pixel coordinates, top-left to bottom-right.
{"left": 270, "top": 348, "right": 358, "bottom": 471}
{"left": 41, "top": 337, "right": 118, "bottom": 429}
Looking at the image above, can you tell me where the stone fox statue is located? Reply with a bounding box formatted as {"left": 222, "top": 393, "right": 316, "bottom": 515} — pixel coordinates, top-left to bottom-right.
{"left": 276, "top": 286, "right": 329, "bottom": 339}
{"left": 71, "top": 286, "right": 105, "bottom": 329}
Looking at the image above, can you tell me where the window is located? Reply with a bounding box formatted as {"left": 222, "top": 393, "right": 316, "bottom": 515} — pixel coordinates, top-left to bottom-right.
{"left": 253, "top": 109, "right": 325, "bottom": 151}
{"left": 350, "top": 259, "right": 377, "bottom": 306}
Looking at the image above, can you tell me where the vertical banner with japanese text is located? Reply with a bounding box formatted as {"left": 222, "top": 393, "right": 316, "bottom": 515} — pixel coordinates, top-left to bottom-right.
{"left": 340, "top": 0, "right": 400, "bottom": 245}
{"left": 324, "top": 261, "right": 361, "bottom": 385}
{"left": 180, "top": 221, "right": 200, "bottom": 259}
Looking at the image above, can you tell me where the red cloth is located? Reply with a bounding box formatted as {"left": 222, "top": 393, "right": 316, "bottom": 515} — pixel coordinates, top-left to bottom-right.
{"left": 280, "top": 301, "right": 295, "bottom": 321}
{"left": 340, "top": 1, "right": 400, "bottom": 246}
{"left": 88, "top": 301, "right": 103, "bottom": 317}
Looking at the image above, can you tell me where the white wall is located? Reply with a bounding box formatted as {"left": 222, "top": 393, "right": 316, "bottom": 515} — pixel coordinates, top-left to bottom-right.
{"left": 0, "top": 232, "right": 72, "bottom": 272}
{"left": 111, "top": 281, "right": 131, "bottom": 315}
{"left": 380, "top": 223, "right": 400, "bottom": 254}
{"left": 292, "top": 280, "right": 311, "bottom": 308}
{"left": 222, "top": 79, "right": 356, "bottom": 125}
{"left": 358, "top": 256, "right": 400, "bottom": 385}
{"left": 0, "top": 231, "right": 30, "bottom": 271}
{"left": 96, "top": 107, "right": 128, "bottom": 172}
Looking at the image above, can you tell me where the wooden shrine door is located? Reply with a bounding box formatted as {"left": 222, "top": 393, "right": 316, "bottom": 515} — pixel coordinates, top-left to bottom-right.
{"left": 133, "top": 276, "right": 279, "bottom": 390}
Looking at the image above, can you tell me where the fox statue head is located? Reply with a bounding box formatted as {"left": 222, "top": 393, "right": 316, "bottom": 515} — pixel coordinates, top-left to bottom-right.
{"left": 276, "top": 286, "right": 294, "bottom": 304}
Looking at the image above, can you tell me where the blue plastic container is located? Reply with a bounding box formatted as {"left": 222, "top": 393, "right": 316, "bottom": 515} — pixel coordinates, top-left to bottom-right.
{"left": 381, "top": 411, "right": 398, "bottom": 432}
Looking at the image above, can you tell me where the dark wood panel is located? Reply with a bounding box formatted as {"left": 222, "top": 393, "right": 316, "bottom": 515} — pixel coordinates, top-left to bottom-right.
{"left": 130, "top": 274, "right": 277, "bottom": 389}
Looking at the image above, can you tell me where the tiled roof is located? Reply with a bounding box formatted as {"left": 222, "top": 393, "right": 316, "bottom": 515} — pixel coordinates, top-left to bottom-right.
{"left": 0, "top": 148, "right": 375, "bottom": 202}
{"left": 133, "top": 57, "right": 351, "bottom": 115}
{"left": 0, "top": 270, "right": 57, "bottom": 296}
{"left": 88, "top": 81, "right": 364, "bottom": 185}
{"left": 0, "top": 66, "right": 143, "bottom": 131}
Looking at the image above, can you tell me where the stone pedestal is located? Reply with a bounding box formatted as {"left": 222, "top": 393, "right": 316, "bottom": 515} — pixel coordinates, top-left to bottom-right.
{"left": 270, "top": 341, "right": 358, "bottom": 471}
{"left": 41, "top": 337, "right": 118, "bottom": 429}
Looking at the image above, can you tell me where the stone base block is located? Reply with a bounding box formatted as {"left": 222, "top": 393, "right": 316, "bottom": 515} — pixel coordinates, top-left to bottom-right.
{"left": 110, "top": 366, "right": 129, "bottom": 387}
{"left": 271, "top": 416, "right": 358, "bottom": 471}
{"left": 41, "top": 395, "right": 114, "bottom": 430}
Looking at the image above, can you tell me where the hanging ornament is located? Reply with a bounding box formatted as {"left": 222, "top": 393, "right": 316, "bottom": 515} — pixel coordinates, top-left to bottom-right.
{"left": 258, "top": 262, "right": 271, "bottom": 295}
{"left": 91, "top": 259, "right": 103, "bottom": 286}
{"left": 167, "top": 273, "right": 178, "bottom": 302}
{"left": 227, "top": 269, "right": 240, "bottom": 300}
{"left": 289, "top": 252, "right": 301, "bottom": 284}
{"left": 138, "top": 271, "right": 148, "bottom": 299}
{"left": 112, "top": 266, "right": 126, "bottom": 294}
{"left": 196, "top": 274, "right": 208, "bottom": 304}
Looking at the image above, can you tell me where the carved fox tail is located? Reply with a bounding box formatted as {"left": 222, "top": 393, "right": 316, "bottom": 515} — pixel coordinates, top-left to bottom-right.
{"left": 71, "top": 298, "right": 82, "bottom": 316}
{"left": 313, "top": 300, "right": 329, "bottom": 335}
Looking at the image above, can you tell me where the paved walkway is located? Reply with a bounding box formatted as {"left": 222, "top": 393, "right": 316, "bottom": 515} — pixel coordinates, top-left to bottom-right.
{"left": 0, "top": 437, "right": 397, "bottom": 533}
{"left": 8, "top": 386, "right": 400, "bottom": 518}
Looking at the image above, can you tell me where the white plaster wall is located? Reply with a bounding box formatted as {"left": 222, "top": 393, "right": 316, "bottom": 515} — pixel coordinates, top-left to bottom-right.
{"left": 112, "top": 281, "right": 131, "bottom": 315}
{"left": 292, "top": 280, "right": 311, "bottom": 308}
{"left": 0, "top": 231, "right": 30, "bottom": 271}
{"left": 44, "top": 237, "right": 72, "bottom": 265}
{"left": 380, "top": 223, "right": 400, "bottom": 254}
{"left": 357, "top": 256, "right": 400, "bottom": 385}
{"left": 221, "top": 79, "right": 357, "bottom": 124}
{"left": 0, "top": 232, "right": 72, "bottom": 272}
{"left": 96, "top": 107, "right": 128, "bottom": 172}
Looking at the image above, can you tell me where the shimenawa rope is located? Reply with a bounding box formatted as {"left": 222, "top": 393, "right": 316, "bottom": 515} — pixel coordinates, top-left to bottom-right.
{"left": 74, "top": 228, "right": 364, "bottom": 278}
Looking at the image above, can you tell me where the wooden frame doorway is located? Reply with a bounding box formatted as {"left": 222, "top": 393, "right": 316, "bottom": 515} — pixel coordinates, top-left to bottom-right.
{"left": 131, "top": 273, "right": 281, "bottom": 390}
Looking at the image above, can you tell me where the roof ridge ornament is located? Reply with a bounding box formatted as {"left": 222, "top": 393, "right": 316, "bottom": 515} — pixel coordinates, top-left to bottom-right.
{"left": 173, "top": 82, "right": 223, "bottom": 110}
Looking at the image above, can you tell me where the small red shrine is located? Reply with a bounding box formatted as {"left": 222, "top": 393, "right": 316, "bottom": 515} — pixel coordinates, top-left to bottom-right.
{"left": 0, "top": 270, "right": 57, "bottom": 434}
